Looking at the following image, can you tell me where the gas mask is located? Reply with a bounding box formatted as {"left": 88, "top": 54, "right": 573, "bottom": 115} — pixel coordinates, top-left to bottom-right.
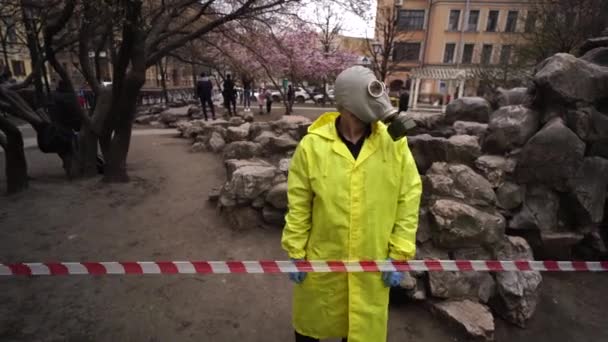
{"left": 334, "top": 66, "right": 416, "bottom": 141}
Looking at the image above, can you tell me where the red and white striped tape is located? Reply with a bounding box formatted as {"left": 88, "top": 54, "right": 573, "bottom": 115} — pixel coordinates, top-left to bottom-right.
{"left": 1, "top": 260, "right": 607, "bottom": 276}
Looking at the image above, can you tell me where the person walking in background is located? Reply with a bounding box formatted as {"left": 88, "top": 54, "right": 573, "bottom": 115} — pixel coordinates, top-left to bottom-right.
{"left": 398, "top": 88, "right": 410, "bottom": 113}
{"left": 265, "top": 88, "right": 273, "bottom": 114}
{"left": 257, "top": 87, "right": 265, "bottom": 114}
{"left": 243, "top": 77, "right": 253, "bottom": 112}
{"left": 196, "top": 72, "right": 215, "bottom": 121}
{"left": 223, "top": 74, "right": 236, "bottom": 116}
{"left": 286, "top": 84, "right": 295, "bottom": 115}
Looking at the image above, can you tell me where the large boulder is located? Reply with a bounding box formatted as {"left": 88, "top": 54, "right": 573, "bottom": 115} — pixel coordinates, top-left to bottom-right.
{"left": 565, "top": 106, "right": 608, "bottom": 142}
{"left": 225, "top": 159, "right": 273, "bottom": 179}
{"left": 159, "top": 107, "right": 189, "bottom": 125}
{"left": 490, "top": 236, "right": 542, "bottom": 328}
{"left": 516, "top": 118, "right": 585, "bottom": 190}
{"left": 208, "top": 132, "right": 226, "bottom": 153}
{"left": 226, "top": 123, "right": 251, "bottom": 142}
{"left": 265, "top": 182, "right": 288, "bottom": 209}
{"left": 255, "top": 131, "right": 298, "bottom": 154}
{"left": 509, "top": 185, "right": 559, "bottom": 231}
{"left": 431, "top": 300, "right": 494, "bottom": 341}
{"left": 445, "top": 97, "right": 491, "bottom": 124}
{"left": 453, "top": 121, "right": 488, "bottom": 139}
{"left": 228, "top": 116, "right": 245, "bottom": 126}
{"left": 408, "top": 134, "right": 481, "bottom": 173}
{"left": 409, "top": 112, "right": 446, "bottom": 130}
{"left": 249, "top": 122, "right": 273, "bottom": 139}
{"left": 474, "top": 155, "right": 517, "bottom": 188}
{"left": 134, "top": 114, "right": 159, "bottom": 124}
{"left": 483, "top": 106, "right": 540, "bottom": 153}
{"left": 219, "top": 164, "right": 277, "bottom": 206}
{"left": 430, "top": 199, "right": 505, "bottom": 248}
{"left": 533, "top": 53, "right": 608, "bottom": 106}
{"left": 425, "top": 163, "right": 496, "bottom": 207}
{"left": 429, "top": 271, "right": 495, "bottom": 303}
{"left": 223, "top": 141, "right": 262, "bottom": 160}
{"left": 496, "top": 87, "right": 532, "bottom": 108}
{"left": 580, "top": 36, "right": 608, "bottom": 55}
{"left": 566, "top": 157, "right": 608, "bottom": 224}
{"left": 496, "top": 182, "right": 524, "bottom": 210}
{"left": 416, "top": 207, "right": 432, "bottom": 243}
{"left": 581, "top": 47, "right": 608, "bottom": 66}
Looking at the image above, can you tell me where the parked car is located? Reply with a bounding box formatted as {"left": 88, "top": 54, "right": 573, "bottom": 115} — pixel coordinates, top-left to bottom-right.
{"left": 314, "top": 89, "right": 335, "bottom": 104}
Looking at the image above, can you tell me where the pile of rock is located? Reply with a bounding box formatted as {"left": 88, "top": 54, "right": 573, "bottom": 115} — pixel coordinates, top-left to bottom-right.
{"left": 162, "top": 48, "right": 607, "bottom": 341}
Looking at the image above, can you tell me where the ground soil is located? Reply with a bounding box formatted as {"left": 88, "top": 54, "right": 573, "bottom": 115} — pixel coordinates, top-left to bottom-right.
{"left": 1, "top": 132, "right": 608, "bottom": 342}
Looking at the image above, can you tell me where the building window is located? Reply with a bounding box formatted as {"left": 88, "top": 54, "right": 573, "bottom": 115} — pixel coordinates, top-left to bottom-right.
{"left": 525, "top": 11, "right": 537, "bottom": 33}
{"left": 393, "top": 42, "right": 421, "bottom": 62}
{"left": 500, "top": 45, "right": 512, "bottom": 64}
{"left": 443, "top": 43, "right": 456, "bottom": 64}
{"left": 467, "top": 10, "right": 480, "bottom": 31}
{"left": 486, "top": 10, "right": 499, "bottom": 32}
{"left": 398, "top": 10, "right": 425, "bottom": 30}
{"left": 11, "top": 60, "right": 26, "bottom": 76}
{"left": 481, "top": 44, "right": 493, "bottom": 64}
{"left": 505, "top": 11, "right": 519, "bottom": 32}
{"left": 462, "top": 44, "right": 475, "bottom": 64}
{"left": 448, "top": 10, "right": 460, "bottom": 31}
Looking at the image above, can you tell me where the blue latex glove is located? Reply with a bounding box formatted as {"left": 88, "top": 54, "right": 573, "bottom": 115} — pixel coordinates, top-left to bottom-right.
{"left": 288, "top": 259, "right": 307, "bottom": 284}
{"left": 382, "top": 259, "right": 405, "bottom": 288}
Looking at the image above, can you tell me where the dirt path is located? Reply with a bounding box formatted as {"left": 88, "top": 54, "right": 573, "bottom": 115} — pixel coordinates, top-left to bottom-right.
{"left": 1, "top": 133, "right": 607, "bottom": 342}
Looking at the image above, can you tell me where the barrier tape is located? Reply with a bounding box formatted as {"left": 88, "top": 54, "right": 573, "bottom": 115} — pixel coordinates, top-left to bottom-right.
{"left": 1, "top": 260, "right": 607, "bottom": 276}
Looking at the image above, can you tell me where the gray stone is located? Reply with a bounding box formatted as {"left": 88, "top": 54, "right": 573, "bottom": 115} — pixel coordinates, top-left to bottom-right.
{"left": 187, "top": 106, "right": 202, "bottom": 117}
{"left": 208, "top": 132, "right": 226, "bottom": 153}
{"left": 399, "top": 271, "right": 417, "bottom": 290}
{"left": 540, "top": 232, "right": 585, "bottom": 259}
{"left": 134, "top": 114, "right": 159, "bottom": 124}
{"left": 565, "top": 106, "right": 608, "bottom": 142}
{"left": 509, "top": 185, "right": 559, "bottom": 231}
{"left": 226, "top": 123, "right": 251, "bottom": 142}
{"left": 262, "top": 206, "right": 286, "bottom": 226}
{"left": 249, "top": 122, "right": 273, "bottom": 139}
{"left": 243, "top": 111, "right": 254, "bottom": 122}
{"left": 432, "top": 300, "right": 495, "bottom": 341}
{"left": 408, "top": 134, "right": 482, "bottom": 173}
{"left": 273, "top": 173, "right": 287, "bottom": 185}
{"left": 190, "top": 142, "right": 207, "bottom": 153}
{"left": 266, "top": 182, "right": 288, "bottom": 209}
{"left": 159, "top": 107, "right": 189, "bottom": 124}
{"left": 409, "top": 112, "right": 446, "bottom": 129}
{"left": 415, "top": 241, "right": 449, "bottom": 260}
{"left": 533, "top": 53, "right": 608, "bottom": 106}
{"left": 484, "top": 106, "right": 540, "bottom": 153}
{"left": 255, "top": 131, "right": 298, "bottom": 153}
{"left": 566, "top": 157, "right": 608, "bottom": 224}
{"left": 516, "top": 119, "right": 585, "bottom": 190}
{"left": 223, "top": 206, "right": 262, "bottom": 231}
{"left": 148, "top": 104, "right": 166, "bottom": 114}
{"left": 475, "top": 155, "right": 517, "bottom": 188}
{"left": 224, "top": 159, "right": 273, "bottom": 179}
{"left": 574, "top": 230, "right": 608, "bottom": 259}
{"left": 496, "top": 182, "right": 524, "bottom": 210}
{"left": 452, "top": 247, "right": 493, "bottom": 260}
{"left": 416, "top": 207, "right": 432, "bottom": 243}
{"left": 429, "top": 271, "right": 495, "bottom": 303}
{"left": 220, "top": 164, "right": 277, "bottom": 205}
{"left": 430, "top": 199, "right": 506, "bottom": 248}
{"left": 580, "top": 36, "right": 608, "bottom": 55}
{"left": 581, "top": 47, "right": 608, "bottom": 66}
{"left": 453, "top": 121, "right": 488, "bottom": 139}
{"left": 490, "top": 236, "right": 542, "bottom": 328}
{"left": 274, "top": 115, "right": 311, "bottom": 132}
{"left": 445, "top": 97, "right": 492, "bottom": 124}
{"left": 228, "top": 116, "right": 245, "bottom": 126}
{"left": 251, "top": 196, "right": 266, "bottom": 209}
{"left": 425, "top": 163, "right": 496, "bottom": 206}
{"left": 222, "top": 141, "right": 262, "bottom": 160}
{"left": 279, "top": 158, "right": 291, "bottom": 173}
{"left": 496, "top": 87, "right": 532, "bottom": 108}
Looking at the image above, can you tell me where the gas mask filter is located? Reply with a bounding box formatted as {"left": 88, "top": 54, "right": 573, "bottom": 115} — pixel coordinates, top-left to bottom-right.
{"left": 335, "top": 66, "right": 416, "bottom": 141}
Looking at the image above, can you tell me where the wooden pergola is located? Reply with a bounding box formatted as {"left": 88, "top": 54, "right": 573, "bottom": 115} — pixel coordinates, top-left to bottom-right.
{"left": 408, "top": 66, "right": 473, "bottom": 112}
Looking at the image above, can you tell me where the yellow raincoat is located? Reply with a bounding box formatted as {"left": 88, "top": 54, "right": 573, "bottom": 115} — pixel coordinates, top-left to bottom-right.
{"left": 281, "top": 112, "right": 422, "bottom": 342}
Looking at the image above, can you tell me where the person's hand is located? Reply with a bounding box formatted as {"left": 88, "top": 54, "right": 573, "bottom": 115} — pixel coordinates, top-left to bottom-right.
{"left": 288, "top": 259, "right": 307, "bottom": 284}
{"left": 382, "top": 259, "right": 405, "bottom": 288}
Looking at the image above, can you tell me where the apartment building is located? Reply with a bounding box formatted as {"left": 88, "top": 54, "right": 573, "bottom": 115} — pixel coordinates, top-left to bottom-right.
{"left": 376, "top": 0, "right": 534, "bottom": 107}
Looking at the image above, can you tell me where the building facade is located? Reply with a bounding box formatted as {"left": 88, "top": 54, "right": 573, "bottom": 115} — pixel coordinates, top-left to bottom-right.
{"left": 376, "top": 0, "right": 534, "bottom": 107}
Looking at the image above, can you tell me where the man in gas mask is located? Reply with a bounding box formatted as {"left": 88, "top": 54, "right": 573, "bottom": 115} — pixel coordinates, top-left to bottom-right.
{"left": 281, "top": 66, "right": 422, "bottom": 342}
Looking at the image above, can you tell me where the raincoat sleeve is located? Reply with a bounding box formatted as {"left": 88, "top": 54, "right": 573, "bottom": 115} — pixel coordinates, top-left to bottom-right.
{"left": 281, "top": 141, "right": 313, "bottom": 259}
{"left": 388, "top": 140, "right": 422, "bottom": 260}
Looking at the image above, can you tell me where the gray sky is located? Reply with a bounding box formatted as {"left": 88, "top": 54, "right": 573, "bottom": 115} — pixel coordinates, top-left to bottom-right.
{"left": 300, "top": 1, "right": 378, "bottom": 38}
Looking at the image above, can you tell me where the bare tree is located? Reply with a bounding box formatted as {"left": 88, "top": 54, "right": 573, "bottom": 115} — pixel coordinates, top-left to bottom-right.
{"left": 366, "top": 5, "right": 400, "bottom": 82}
{"left": 517, "top": 0, "right": 608, "bottom": 64}
{"left": 313, "top": 3, "right": 342, "bottom": 104}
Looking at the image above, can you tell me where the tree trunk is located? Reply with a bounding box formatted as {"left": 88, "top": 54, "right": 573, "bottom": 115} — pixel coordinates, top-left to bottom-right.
{"left": 2, "top": 41, "right": 10, "bottom": 74}
{"left": 0, "top": 116, "right": 28, "bottom": 194}
{"left": 103, "top": 111, "right": 133, "bottom": 183}
{"left": 158, "top": 61, "right": 169, "bottom": 104}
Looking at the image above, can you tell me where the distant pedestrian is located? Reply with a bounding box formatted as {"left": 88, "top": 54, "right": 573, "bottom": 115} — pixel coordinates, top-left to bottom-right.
{"left": 223, "top": 74, "right": 237, "bottom": 116}
{"left": 286, "top": 84, "right": 295, "bottom": 115}
{"left": 398, "top": 88, "right": 410, "bottom": 113}
{"left": 196, "top": 72, "right": 215, "bottom": 121}
{"left": 265, "top": 88, "right": 273, "bottom": 114}
{"left": 243, "top": 77, "right": 253, "bottom": 112}
{"left": 257, "top": 87, "right": 265, "bottom": 114}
